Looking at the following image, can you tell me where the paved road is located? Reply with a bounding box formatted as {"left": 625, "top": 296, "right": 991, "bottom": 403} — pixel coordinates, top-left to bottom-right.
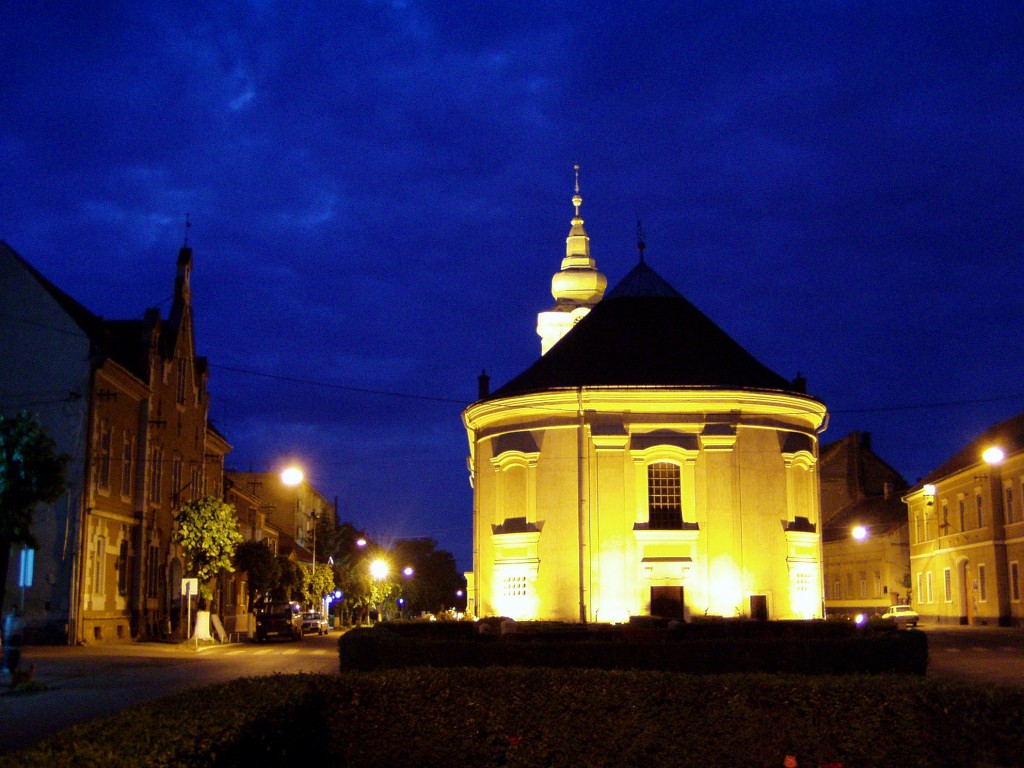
{"left": 2, "top": 624, "right": 1022, "bottom": 757}
{"left": 0, "top": 632, "right": 340, "bottom": 755}
{"left": 919, "top": 624, "right": 1024, "bottom": 688}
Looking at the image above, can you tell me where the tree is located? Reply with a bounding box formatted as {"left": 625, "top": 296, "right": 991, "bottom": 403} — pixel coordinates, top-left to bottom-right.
{"left": 298, "top": 562, "right": 335, "bottom": 609}
{"left": 172, "top": 496, "right": 242, "bottom": 602}
{"left": 392, "top": 537, "right": 466, "bottom": 615}
{"left": 0, "top": 412, "right": 69, "bottom": 613}
{"left": 232, "top": 540, "right": 280, "bottom": 610}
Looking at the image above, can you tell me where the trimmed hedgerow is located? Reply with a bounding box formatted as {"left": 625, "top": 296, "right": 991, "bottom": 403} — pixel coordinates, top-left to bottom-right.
{"left": 1, "top": 670, "right": 1021, "bottom": 768}
{"left": 337, "top": 622, "right": 928, "bottom": 675}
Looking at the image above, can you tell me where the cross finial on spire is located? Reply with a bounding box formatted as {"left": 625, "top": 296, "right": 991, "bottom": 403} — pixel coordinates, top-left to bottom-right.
{"left": 184, "top": 212, "right": 192, "bottom": 247}
{"left": 572, "top": 164, "right": 582, "bottom": 217}
{"left": 637, "top": 218, "right": 646, "bottom": 264}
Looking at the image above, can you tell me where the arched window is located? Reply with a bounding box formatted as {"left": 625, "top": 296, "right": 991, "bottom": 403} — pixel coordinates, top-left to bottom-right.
{"left": 648, "top": 461, "right": 682, "bottom": 529}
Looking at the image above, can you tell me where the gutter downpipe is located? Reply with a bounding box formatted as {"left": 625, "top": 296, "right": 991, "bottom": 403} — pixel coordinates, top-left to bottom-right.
{"left": 577, "top": 387, "right": 587, "bottom": 624}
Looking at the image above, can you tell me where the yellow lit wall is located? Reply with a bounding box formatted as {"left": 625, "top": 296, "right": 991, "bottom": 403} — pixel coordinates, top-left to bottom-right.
{"left": 464, "top": 389, "right": 828, "bottom": 622}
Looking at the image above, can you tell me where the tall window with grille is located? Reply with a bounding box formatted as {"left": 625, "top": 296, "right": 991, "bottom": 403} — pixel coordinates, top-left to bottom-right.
{"left": 943, "top": 568, "right": 952, "bottom": 603}
{"left": 120, "top": 436, "right": 133, "bottom": 498}
{"left": 149, "top": 447, "right": 163, "bottom": 503}
{"left": 647, "top": 461, "right": 682, "bottom": 529}
{"left": 97, "top": 422, "right": 112, "bottom": 489}
{"left": 978, "top": 564, "right": 987, "bottom": 602}
{"left": 1006, "top": 486, "right": 1015, "bottom": 524}
{"left": 976, "top": 493, "right": 984, "bottom": 528}
{"left": 146, "top": 544, "right": 160, "bottom": 598}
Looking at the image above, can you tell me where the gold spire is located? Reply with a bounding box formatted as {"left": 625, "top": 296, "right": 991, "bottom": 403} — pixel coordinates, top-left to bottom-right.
{"left": 550, "top": 164, "right": 606, "bottom": 304}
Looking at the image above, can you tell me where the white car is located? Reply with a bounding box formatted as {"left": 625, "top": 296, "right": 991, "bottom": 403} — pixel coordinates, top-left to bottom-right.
{"left": 881, "top": 605, "right": 919, "bottom": 627}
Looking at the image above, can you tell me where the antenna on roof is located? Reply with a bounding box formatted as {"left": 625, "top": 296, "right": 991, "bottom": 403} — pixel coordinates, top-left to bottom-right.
{"left": 183, "top": 212, "right": 192, "bottom": 247}
{"left": 636, "top": 217, "right": 646, "bottom": 264}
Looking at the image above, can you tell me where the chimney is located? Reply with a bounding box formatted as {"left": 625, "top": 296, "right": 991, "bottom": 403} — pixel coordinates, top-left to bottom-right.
{"left": 477, "top": 369, "right": 490, "bottom": 400}
{"left": 860, "top": 432, "right": 871, "bottom": 452}
{"left": 883, "top": 482, "right": 893, "bottom": 499}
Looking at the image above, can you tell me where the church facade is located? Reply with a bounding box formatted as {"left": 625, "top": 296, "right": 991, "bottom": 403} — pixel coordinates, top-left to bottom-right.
{"left": 463, "top": 181, "right": 828, "bottom": 622}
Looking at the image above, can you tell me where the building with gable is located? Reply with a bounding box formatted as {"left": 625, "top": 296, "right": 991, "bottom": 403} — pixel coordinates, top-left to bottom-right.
{"left": 819, "top": 432, "right": 910, "bottom": 619}
{"left": 903, "top": 412, "right": 1024, "bottom": 626}
{"left": 1, "top": 240, "right": 230, "bottom": 642}
{"left": 463, "top": 180, "right": 828, "bottom": 623}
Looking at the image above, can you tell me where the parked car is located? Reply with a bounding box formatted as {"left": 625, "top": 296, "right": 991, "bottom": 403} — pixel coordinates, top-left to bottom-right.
{"left": 255, "top": 601, "right": 303, "bottom": 641}
{"left": 301, "top": 612, "right": 329, "bottom": 636}
{"left": 881, "top": 605, "right": 919, "bottom": 627}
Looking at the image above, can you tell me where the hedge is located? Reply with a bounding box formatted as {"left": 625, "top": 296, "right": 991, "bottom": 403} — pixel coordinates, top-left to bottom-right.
{"left": 337, "top": 621, "right": 928, "bottom": 675}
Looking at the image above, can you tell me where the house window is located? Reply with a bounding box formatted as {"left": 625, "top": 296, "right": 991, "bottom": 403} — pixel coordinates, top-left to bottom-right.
{"left": 190, "top": 465, "right": 202, "bottom": 501}
{"left": 917, "top": 572, "right": 923, "bottom": 604}
{"left": 941, "top": 501, "right": 949, "bottom": 534}
{"left": 149, "top": 447, "right": 163, "bottom": 503}
{"left": 976, "top": 493, "right": 984, "bottom": 528}
{"left": 943, "top": 568, "right": 952, "bottom": 603}
{"left": 873, "top": 571, "right": 881, "bottom": 598}
{"left": 978, "top": 564, "right": 987, "bottom": 602}
{"left": 914, "top": 514, "right": 921, "bottom": 543}
{"left": 176, "top": 358, "right": 187, "bottom": 404}
{"left": 117, "top": 540, "right": 129, "bottom": 596}
{"left": 502, "top": 575, "right": 528, "bottom": 598}
{"left": 647, "top": 461, "right": 682, "bottom": 529}
{"left": 1011, "top": 562, "right": 1021, "bottom": 602}
{"left": 94, "top": 536, "right": 106, "bottom": 595}
{"left": 958, "top": 498, "right": 966, "bottom": 531}
{"left": 120, "top": 437, "right": 134, "bottom": 498}
{"left": 97, "top": 422, "right": 112, "bottom": 489}
{"left": 926, "top": 572, "right": 934, "bottom": 604}
{"left": 845, "top": 572, "right": 853, "bottom": 598}
{"left": 832, "top": 580, "right": 840, "bottom": 600}
{"left": 1006, "top": 487, "right": 1015, "bottom": 524}
{"left": 146, "top": 545, "right": 160, "bottom": 598}
{"left": 172, "top": 456, "right": 183, "bottom": 505}
{"left": 859, "top": 572, "right": 867, "bottom": 598}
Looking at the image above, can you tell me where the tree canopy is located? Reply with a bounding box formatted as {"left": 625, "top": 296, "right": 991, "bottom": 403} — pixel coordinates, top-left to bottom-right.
{"left": 172, "top": 496, "right": 242, "bottom": 601}
{"left": 233, "top": 539, "right": 280, "bottom": 610}
{"left": 0, "top": 411, "right": 69, "bottom": 612}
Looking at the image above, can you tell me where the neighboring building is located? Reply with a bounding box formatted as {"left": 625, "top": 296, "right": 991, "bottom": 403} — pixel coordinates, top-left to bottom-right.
{"left": 820, "top": 432, "right": 910, "bottom": 619}
{"left": 226, "top": 471, "right": 334, "bottom": 567}
{"left": 1, "top": 240, "right": 230, "bottom": 642}
{"left": 463, "top": 183, "right": 828, "bottom": 623}
{"left": 903, "top": 412, "right": 1024, "bottom": 626}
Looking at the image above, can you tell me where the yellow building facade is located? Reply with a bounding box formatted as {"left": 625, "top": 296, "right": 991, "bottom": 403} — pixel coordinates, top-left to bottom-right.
{"left": 904, "top": 412, "right": 1024, "bottom": 626}
{"left": 464, "top": 184, "right": 828, "bottom": 623}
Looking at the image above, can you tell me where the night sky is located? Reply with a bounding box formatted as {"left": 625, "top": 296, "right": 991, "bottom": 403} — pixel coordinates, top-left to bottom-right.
{"left": 3, "top": 2, "right": 1021, "bottom": 571}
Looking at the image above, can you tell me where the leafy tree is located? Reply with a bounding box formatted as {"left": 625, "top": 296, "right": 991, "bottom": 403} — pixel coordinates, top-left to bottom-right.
{"left": 392, "top": 538, "right": 466, "bottom": 615}
{"left": 276, "top": 556, "right": 300, "bottom": 601}
{"left": 232, "top": 540, "right": 280, "bottom": 610}
{"left": 172, "top": 496, "right": 242, "bottom": 602}
{"left": 0, "top": 412, "right": 69, "bottom": 612}
{"left": 298, "top": 562, "right": 336, "bottom": 609}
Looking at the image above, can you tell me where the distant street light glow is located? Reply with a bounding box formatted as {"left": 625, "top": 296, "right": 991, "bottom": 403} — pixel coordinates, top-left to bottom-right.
{"left": 370, "top": 559, "right": 389, "bottom": 580}
{"left": 852, "top": 525, "right": 867, "bottom": 541}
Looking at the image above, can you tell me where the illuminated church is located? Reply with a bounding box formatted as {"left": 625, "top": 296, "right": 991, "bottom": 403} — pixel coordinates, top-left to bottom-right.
{"left": 463, "top": 174, "right": 828, "bottom": 622}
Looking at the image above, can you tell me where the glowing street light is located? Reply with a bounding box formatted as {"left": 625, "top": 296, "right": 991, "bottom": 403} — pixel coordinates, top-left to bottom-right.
{"left": 852, "top": 525, "right": 868, "bottom": 541}
{"left": 983, "top": 446, "right": 1005, "bottom": 466}
{"left": 370, "top": 559, "right": 389, "bottom": 580}
{"left": 281, "top": 466, "right": 304, "bottom": 486}
{"left": 403, "top": 566, "right": 414, "bottom": 577}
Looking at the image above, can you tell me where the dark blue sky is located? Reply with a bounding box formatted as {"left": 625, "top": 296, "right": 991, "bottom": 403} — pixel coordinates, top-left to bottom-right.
{"left": 3, "top": 2, "right": 1022, "bottom": 571}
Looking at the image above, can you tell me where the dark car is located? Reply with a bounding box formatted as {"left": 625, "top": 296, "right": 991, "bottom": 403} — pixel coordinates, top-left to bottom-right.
{"left": 255, "top": 601, "right": 303, "bottom": 641}
{"left": 301, "top": 611, "right": 329, "bottom": 636}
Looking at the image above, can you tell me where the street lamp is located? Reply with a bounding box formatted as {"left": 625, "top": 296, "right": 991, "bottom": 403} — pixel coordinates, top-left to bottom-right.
{"left": 852, "top": 525, "right": 868, "bottom": 541}
{"left": 983, "top": 446, "right": 1005, "bottom": 466}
